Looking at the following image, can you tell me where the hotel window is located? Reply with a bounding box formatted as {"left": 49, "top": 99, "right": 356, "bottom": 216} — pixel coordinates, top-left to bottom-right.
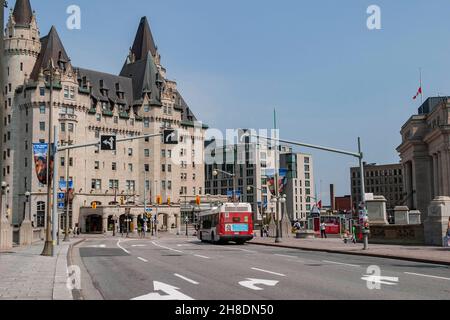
{"left": 36, "top": 202, "right": 45, "bottom": 227}
{"left": 60, "top": 157, "right": 65, "bottom": 167}
{"left": 126, "top": 180, "right": 135, "bottom": 191}
{"left": 144, "top": 105, "right": 150, "bottom": 112}
{"left": 70, "top": 87, "right": 75, "bottom": 99}
{"left": 161, "top": 150, "right": 166, "bottom": 158}
{"left": 128, "top": 148, "right": 133, "bottom": 156}
{"left": 109, "top": 180, "right": 119, "bottom": 190}
{"left": 168, "top": 181, "right": 172, "bottom": 190}
{"left": 168, "top": 164, "right": 172, "bottom": 172}
{"left": 40, "top": 87, "right": 45, "bottom": 96}
{"left": 161, "top": 181, "right": 166, "bottom": 190}
{"left": 94, "top": 161, "right": 100, "bottom": 170}
{"left": 144, "top": 164, "right": 149, "bottom": 172}
{"left": 91, "top": 179, "right": 102, "bottom": 190}
{"left": 39, "top": 122, "right": 45, "bottom": 131}
{"left": 69, "top": 158, "right": 73, "bottom": 167}
{"left": 95, "top": 130, "right": 100, "bottom": 138}
{"left": 61, "top": 123, "right": 66, "bottom": 132}
{"left": 96, "top": 114, "right": 101, "bottom": 122}
{"left": 128, "top": 164, "right": 133, "bottom": 172}
{"left": 64, "top": 86, "right": 69, "bottom": 98}
{"left": 144, "top": 149, "right": 150, "bottom": 157}
{"left": 68, "top": 123, "right": 74, "bottom": 132}
{"left": 112, "top": 162, "right": 117, "bottom": 171}
{"left": 39, "top": 104, "right": 46, "bottom": 114}
{"left": 114, "top": 116, "right": 118, "bottom": 124}
{"left": 144, "top": 118, "right": 150, "bottom": 128}
{"left": 162, "top": 164, "right": 166, "bottom": 172}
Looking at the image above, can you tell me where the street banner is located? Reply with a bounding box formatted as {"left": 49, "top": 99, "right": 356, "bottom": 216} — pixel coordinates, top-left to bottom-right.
{"left": 266, "top": 168, "right": 288, "bottom": 196}
{"left": 33, "top": 143, "right": 49, "bottom": 185}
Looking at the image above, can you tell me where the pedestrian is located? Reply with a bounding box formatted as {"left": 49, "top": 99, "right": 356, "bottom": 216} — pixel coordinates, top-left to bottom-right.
{"left": 294, "top": 220, "right": 301, "bottom": 231}
{"left": 77, "top": 227, "right": 81, "bottom": 236}
{"left": 352, "top": 225, "right": 357, "bottom": 244}
{"left": 320, "top": 222, "right": 327, "bottom": 239}
{"left": 74, "top": 226, "right": 78, "bottom": 237}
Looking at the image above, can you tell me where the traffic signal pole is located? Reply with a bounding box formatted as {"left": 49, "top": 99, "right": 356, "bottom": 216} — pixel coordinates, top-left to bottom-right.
{"left": 254, "top": 134, "right": 369, "bottom": 250}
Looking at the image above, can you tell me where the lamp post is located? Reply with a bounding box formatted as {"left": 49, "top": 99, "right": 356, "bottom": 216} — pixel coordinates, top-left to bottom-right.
{"left": 271, "top": 194, "right": 286, "bottom": 243}
{"left": 41, "top": 62, "right": 57, "bottom": 257}
{"left": 213, "top": 169, "right": 237, "bottom": 202}
{"left": 23, "top": 191, "right": 31, "bottom": 222}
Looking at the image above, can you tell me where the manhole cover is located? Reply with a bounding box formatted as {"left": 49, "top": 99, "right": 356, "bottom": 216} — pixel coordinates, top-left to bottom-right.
{"left": 79, "top": 248, "right": 129, "bottom": 257}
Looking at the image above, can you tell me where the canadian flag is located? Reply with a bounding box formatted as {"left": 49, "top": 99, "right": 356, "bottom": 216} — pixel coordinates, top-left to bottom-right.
{"left": 317, "top": 201, "right": 323, "bottom": 209}
{"left": 413, "top": 87, "right": 422, "bottom": 100}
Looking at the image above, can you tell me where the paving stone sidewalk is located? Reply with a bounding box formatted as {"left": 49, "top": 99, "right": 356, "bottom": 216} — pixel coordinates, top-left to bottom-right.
{"left": 250, "top": 236, "right": 450, "bottom": 265}
{"left": 0, "top": 240, "right": 79, "bottom": 300}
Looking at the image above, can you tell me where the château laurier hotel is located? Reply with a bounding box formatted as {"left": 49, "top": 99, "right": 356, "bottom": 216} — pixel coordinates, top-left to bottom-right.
{"left": 0, "top": 0, "right": 207, "bottom": 234}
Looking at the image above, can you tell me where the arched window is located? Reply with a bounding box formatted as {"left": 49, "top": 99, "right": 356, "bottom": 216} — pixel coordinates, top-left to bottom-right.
{"left": 37, "top": 202, "right": 45, "bottom": 227}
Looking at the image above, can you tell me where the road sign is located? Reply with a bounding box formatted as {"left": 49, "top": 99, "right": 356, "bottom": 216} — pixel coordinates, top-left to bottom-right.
{"left": 163, "top": 130, "right": 178, "bottom": 145}
{"left": 145, "top": 208, "right": 153, "bottom": 213}
{"left": 227, "top": 190, "right": 241, "bottom": 197}
{"left": 58, "top": 193, "right": 65, "bottom": 200}
{"left": 101, "top": 135, "right": 117, "bottom": 151}
{"left": 58, "top": 202, "right": 65, "bottom": 209}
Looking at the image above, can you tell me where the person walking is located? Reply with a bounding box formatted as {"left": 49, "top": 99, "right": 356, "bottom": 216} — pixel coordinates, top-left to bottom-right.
{"left": 352, "top": 224, "right": 357, "bottom": 244}
{"left": 320, "top": 222, "right": 327, "bottom": 239}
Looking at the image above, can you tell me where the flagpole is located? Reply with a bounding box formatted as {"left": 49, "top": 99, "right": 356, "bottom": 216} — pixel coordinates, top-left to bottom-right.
{"left": 420, "top": 68, "right": 423, "bottom": 104}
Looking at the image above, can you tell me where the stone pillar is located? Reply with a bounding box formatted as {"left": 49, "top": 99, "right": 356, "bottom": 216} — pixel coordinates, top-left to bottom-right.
{"left": 394, "top": 206, "right": 409, "bottom": 225}
{"left": 441, "top": 151, "right": 449, "bottom": 195}
{"left": 438, "top": 152, "right": 443, "bottom": 196}
{"left": 132, "top": 216, "right": 138, "bottom": 234}
{"left": 102, "top": 217, "right": 108, "bottom": 233}
{"left": 432, "top": 155, "right": 438, "bottom": 198}
{"left": 408, "top": 210, "right": 422, "bottom": 225}
{"left": 366, "top": 196, "right": 389, "bottom": 225}
{"left": 424, "top": 196, "right": 450, "bottom": 246}
{"left": 19, "top": 220, "right": 33, "bottom": 246}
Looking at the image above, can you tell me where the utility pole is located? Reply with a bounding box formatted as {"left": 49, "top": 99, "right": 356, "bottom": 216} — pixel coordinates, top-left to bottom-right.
{"left": 359, "top": 138, "right": 369, "bottom": 250}
{"left": 273, "top": 109, "right": 282, "bottom": 243}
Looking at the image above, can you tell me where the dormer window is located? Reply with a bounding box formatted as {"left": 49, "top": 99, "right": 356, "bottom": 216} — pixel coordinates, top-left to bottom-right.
{"left": 101, "top": 101, "right": 109, "bottom": 111}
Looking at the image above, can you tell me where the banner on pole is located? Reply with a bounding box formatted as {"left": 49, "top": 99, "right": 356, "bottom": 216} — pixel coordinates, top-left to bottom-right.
{"left": 265, "top": 168, "right": 288, "bottom": 196}
{"left": 33, "top": 143, "right": 49, "bottom": 185}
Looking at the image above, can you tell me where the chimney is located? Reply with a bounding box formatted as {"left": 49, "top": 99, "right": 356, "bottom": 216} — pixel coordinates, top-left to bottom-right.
{"left": 330, "top": 184, "right": 335, "bottom": 212}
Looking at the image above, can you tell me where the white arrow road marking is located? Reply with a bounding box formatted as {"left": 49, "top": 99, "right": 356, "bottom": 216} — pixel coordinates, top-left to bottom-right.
{"left": 131, "top": 281, "right": 194, "bottom": 300}
{"left": 239, "top": 279, "right": 279, "bottom": 291}
{"left": 174, "top": 274, "right": 199, "bottom": 285}
{"left": 361, "top": 275, "right": 399, "bottom": 286}
{"left": 404, "top": 272, "right": 450, "bottom": 281}
{"left": 251, "top": 268, "right": 286, "bottom": 277}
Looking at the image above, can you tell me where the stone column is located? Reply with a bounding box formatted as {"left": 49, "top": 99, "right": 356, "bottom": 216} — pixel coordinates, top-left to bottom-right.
{"left": 438, "top": 152, "right": 443, "bottom": 196}
{"left": 102, "top": 216, "right": 108, "bottom": 233}
{"left": 441, "top": 150, "right": 449, "bottom": 195}
{"left": 394, "top": 206, "right": 409, "bottom": 225}
{"left": 432, "top": 154, "right": 438, "bottom": 198}
{"left": 132, "top": 216, "right": 138, "bottom": 234}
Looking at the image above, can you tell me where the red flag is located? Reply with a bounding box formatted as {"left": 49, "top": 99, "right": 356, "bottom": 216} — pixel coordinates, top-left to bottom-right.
{"left": 413, "top": 87, "right": 422, "bottom": 100}
{"left": 317, "top": 201, "right": 322, "bottom": 209}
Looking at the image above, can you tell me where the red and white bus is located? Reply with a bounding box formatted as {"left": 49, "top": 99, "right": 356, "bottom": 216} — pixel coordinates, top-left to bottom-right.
{"left": 197, "top": 203, "right": 254, "bottom": 245}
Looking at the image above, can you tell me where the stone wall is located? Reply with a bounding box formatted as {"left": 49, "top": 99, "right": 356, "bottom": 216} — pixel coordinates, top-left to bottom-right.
{"left": 369, "top": 224, "right": 425, "bottom": 245}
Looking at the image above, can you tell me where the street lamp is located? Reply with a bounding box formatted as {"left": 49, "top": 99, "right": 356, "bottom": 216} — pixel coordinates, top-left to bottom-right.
{"left": 24, "top": 191, "right": 31, "bottom": 222}
{"left": 213, "top": 169, "right": 238, "bottom": 202}
{"left": 271, "top": 194, "right": 286, "bottom": 243}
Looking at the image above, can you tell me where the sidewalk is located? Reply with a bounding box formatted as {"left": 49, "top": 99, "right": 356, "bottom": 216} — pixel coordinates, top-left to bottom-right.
{"left": 0, "top": 239, "right": 80, "bottom": 300}
{"left": 250, "top": 236, "right": 450, "bottom": 266}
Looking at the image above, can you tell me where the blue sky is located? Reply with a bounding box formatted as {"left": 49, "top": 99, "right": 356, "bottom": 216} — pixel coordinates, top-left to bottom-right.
{"left": 11, "top": 0, "right": 450, "bottom": 203}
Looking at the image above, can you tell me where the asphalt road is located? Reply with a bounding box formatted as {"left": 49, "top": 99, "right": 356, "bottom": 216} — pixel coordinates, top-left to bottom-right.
{"left": 73, "top": 234, "right": 450, "bottom": 300}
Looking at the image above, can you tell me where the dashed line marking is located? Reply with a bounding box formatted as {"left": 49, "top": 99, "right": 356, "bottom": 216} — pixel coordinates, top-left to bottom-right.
{"left": 151, "top": 241, "right": 184, "bottom": 254}
{"left": 323, "top": 260, "right": 361, "bottom": 268}
{"left": 404, "top": 272, "right": 450, "bottom": 281}
{"left": 137, "top": 257, "right": 148, "bottom": 263}
{"left": 274, "top": 254, "right": 297, "bottom": 259}
{"left": 194, "top": 254, "right": 211, "bottom": 259}
{"left": 174, "top": 274, "right": 199, "bottom": 285}
{"left": 251, "top": 267, "right": 286, "bottom": 277}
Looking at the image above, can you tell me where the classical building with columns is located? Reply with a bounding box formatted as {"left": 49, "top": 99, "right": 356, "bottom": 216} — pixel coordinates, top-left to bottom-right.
{"left": 1, "top": 0, "right": 207, "bottom": 235}
{"left": 397, "top": 97, "right": 450, "bottom": 221}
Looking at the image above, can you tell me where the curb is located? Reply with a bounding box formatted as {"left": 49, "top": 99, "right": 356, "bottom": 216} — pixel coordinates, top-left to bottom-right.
{"left": 249, "top": 241, "right": 450, "bottom": 266}
{"left": 52, "top": 239, "right": 85, "bottom": 300}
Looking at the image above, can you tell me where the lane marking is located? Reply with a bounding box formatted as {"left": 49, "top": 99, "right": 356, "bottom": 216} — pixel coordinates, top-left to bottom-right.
{"left": 151, "top": 241, "right": 184, "bottom": 254}
{"left": 117, "top": 239, "right": 130, "bottom": 254}
{"left": 274, "top": 254, "right": 297, "bottom": 259}
{"left": 132, "top": 281, "right": 194, "bottom": 300}
{"left": 174, "top": 274, "right": 199, "bottom": 285}
{"left": 239, "top": 278, "right": 279, "bottom": 291}
{"left": 137, "top": 257, "right": 148, "bottom": 262}
{"left": 323, "top": 260, "right": 361, "bottom": 268}
{"left": 237, "top": 248, "right": 257, "bottom": 253}
{"left": 194, "top": 254, "right": 211, "bottom": 259}
{"left": 132, "top": 245, "right": 147, "bottom": 247}
{"left": 251, "top": 267, "right": 286, "bottom": 277}
{"left": 404, "top": 272, "right": 450, "bottom": 281}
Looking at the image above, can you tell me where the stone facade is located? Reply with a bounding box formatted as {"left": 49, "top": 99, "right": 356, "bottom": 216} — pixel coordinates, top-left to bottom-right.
{"left": 397, "top": 97, "right": 450, "bottom": 221}
{"left": 1, "top": 0, "right": 206, "bottom": 233}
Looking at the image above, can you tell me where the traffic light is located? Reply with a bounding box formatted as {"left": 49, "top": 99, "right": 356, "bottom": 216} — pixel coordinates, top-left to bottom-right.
{"left": 196, "top": 195, "right": 201, "bottom": 206}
